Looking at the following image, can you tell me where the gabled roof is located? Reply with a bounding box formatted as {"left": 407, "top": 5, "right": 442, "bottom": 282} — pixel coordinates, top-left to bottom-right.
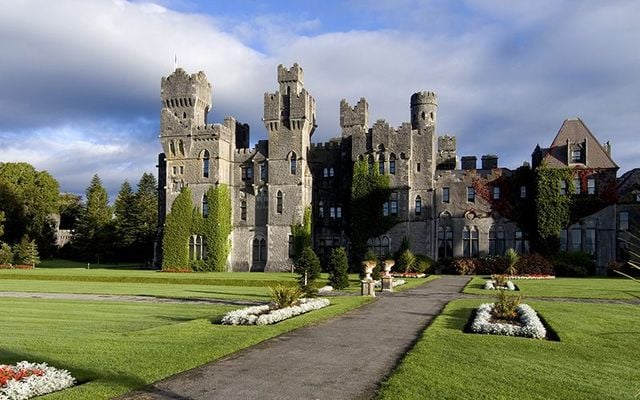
{"left": 540, "top": 118, "right": 618, "bottom": 170}
{"left": 618, "top": 168, "right": 640, "bottom": 198}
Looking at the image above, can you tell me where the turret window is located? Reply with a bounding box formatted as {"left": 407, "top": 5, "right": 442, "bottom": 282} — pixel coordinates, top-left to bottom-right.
{"left": 242, "top": 165, "right": 253, "bottom": 181}
{"left": 329, "top": 167, "right": 334, "bottom": 177}
{"left": 202, "top": 150, "right": 210, "bottom": 178}
{"left": 415, "top": 196, "right": 422, "bottom": 216}
{"left": 443, "top": 187, "right": 450, "bottom": 203}
{"left": 276, "top": 191, "right": 283, "bottom": 214}
{"left": 290, "top": 152, "right": 297, "bottom": 174}
{"left": 323, "top": 168, "right": 329, "bottom": 178}
{"left": 389, "top": 154, "right": 396, "bottom": 175}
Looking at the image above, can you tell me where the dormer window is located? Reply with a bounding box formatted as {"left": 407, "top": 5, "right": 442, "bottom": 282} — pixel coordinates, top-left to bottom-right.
{"left": 571, "top": 149, "right": 582, "bottom": 163}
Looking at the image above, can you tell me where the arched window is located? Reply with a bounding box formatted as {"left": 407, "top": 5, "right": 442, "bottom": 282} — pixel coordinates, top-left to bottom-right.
{"left": 515, "top": 230, "right": 529, "bottom": 254}
{"left": 378, "top": 153, "right": 385, "bottom": 174}
{"left": 329, "top": 167, "right": 334, "bottom": 177}
{"left": 276, "top": 191, "right": 283, "bottom": 214}
{"left": 240, "top": 200, "right": 247, "bottom": 221}
{"left": 169, "top": 141, "right": 176, "bottom": 157}
{"left": 202, "top": 195, "right": 208, "bottom": 217}
{"left": 381, "top": 236, "right": 390, "bottom": 255}
{"left": 415, "top": 195, "right": 422, "bottom": 216}
{"left": 389, "top": 153, "right": 396, "bottom": 175}
{"left": 437, "top": 226, "right": 453, "bottom": 259}
{"left": 290, "top": 152, "right": 297, "bottom": 174}
{"left": 463, "top": 226, "right": 479, "bottom": 257}
{"left": 489, "top": 226, "right": 505, "bottom": 255}
{"left": 202, "top": 150, "right": 210, "bottom": 178}
{"left": 178, "top": 140, "right": 185, "bottom": 156}
{"left": 323, "top": 168, "right": 328, "bottom": 178}
{"left": 318, "top": 200, "right": 324, "bottom": 218}
{"left": 257, "top": 187, "right": 268, "bottom": 209}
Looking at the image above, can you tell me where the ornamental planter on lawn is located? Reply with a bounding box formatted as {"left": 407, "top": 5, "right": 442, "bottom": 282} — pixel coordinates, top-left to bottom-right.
{"left": 220, "top": 298, "right": 330, "bottom": 325}
{"left": 469, "top": 303, "right": 547, "bottom": 339}
{"left": 0, "top": 361, "right": 75, "bottom": 400}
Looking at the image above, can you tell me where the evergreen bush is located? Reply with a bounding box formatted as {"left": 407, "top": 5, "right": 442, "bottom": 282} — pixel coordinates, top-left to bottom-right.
{"left": 13, "top": 236, "right": 40, "bottom": 267}
{"left": 203, "top": 184, "right": 232, "bottom": 272}
{"left": 327, "top": 247, "right": 350, "bottom": 289}
{"left": 0, "top": 242, "right": 13, "bottom": 265}
{"left": 295, "top": 246, "right": 321, "bottom": 296}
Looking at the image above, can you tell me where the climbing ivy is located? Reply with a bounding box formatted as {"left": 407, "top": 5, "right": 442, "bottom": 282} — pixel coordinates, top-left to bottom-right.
{"left": 162, "top": 187, "right": 193, "bottom": 270}
{"left": 535, "top": 163, "right": 573, "bottom": 253}
{"left": 203, "top": 184, "right": 232, "bottom": 272}
{"left": 350, "top": 159, "right": 393, "bottom": 267}
{"left": 291, "top": 206, "right": 312, "bottom": 262}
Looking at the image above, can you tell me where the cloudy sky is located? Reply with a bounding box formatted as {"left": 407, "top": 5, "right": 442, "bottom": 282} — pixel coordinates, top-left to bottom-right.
{"left": 1, "top": 0, "right": 638, "bottom": 199}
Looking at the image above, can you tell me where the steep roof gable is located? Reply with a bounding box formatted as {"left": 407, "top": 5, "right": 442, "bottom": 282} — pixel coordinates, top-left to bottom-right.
{"left": 542, "top": 118, "right": 618, "bottom": 170}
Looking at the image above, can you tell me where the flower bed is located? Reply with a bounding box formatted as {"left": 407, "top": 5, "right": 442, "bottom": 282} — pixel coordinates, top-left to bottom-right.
{"left": 0, "top": 361, "right": 75, "bottom": 400}
{"left": 391, "top": 272, "right": 426, "bottom": 278}
{"left": 484, "top": 280, "right": 516, "bottom": 291}
{"left": 494, "top": 274, "right": 555, "bottom": 280}
{"left": 470, "top": 303, "right": 546, "bottom": 339}
{"left": 220, "top": 298, "right": 330, "bottom": 326}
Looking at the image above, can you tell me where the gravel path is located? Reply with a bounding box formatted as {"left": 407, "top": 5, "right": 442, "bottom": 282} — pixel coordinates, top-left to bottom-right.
{"left": 117, "top": 275, "right": 471, "bottom": 400}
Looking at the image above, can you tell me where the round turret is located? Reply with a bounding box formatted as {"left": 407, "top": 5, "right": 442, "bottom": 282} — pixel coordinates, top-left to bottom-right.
{"left": 410, "top": 91, "right": 438, "bottom": 129}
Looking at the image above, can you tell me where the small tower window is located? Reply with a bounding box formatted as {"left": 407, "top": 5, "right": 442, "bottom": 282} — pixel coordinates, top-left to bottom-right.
{"left": 417, "top": 162, "right": 421, "bottom": 172}
{"left": 378, "top": 154, "right": 385, "bottom": 174}
{"left": 442, "top": 187, "right": 450, "bottom": 203}
{"left": 290, "top": 152, "right": 297, "bottom": 174}
{"left": 323, "top": 167, "right": 328, "bottom": 178}
{"left": 389, "top": 154, "right": 396, "bottom": 175}
{"left": 318, "top": 200, "right": 324, "bottom": 218}
{"left": 467, "top": 187, "right": 475, "bottom": 202}
{"left": 202, "top": 196, "right": 208, "bottom": 217}
{"left": 329, "top": 167, "right": 334, "bottom": 177}
{"left": 240, "top": 200, "right": 247, "bottom": 221}
{"left": 415, "top": 195, "right": 422, "bottom": 216}
{"left": 178, "top": 140, "right": 185, "bottom": 156}
{"left": 276, "top": 191, "right": 283, "bottom": 214}
{"left": 202, "top": 150, "right": 210, "bottom": 178}
{"left": 493, "top": 186, "right": 500, "bottom": 200}
{"left": 571, "top": 149, "right": 582, "bottom": 163}
{"left": 390, "top": 192, "right": 398, "bottom": 216}
{"left": 169, "top": 141, "right": 176, "bottom": 157}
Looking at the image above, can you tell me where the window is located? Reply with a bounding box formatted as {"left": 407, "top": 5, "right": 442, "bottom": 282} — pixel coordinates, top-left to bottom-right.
{"left": 569, "top": 228, "right": 581, "bottom": 252}
{"left": 290, "top": 152, "right": 297, "bottom": 174}
{"left": 202, "top": 196, "right": 208, "bottom": 217}
{"left": 172, "top": 166, "right": 177, "bottom": 175}
{"left": 559, "top": 229, "right": 568, "bottom": 251}
{"left": 323, "top": 168, "right": 329, "bottom": 178}
{"left": 369, "top": 236, "right": 391, "bottom": 257}
{"left": 329, "top": 167, "right": 334, "bottom": 177}
{"left": 242, "top": 165, "right": 253, "bottom": 180}
{"left": 619, "top": 211, "right": 629, "bottom": 231}
{"left": 489, "top": 226, "right": 506, "bottom": 255}
{"left": 330, "top": 207, "right": 336, "bottom": 219}
{"left": 252, "top": 238, "right": 266, "bottom": 262}
{"left": 389, "top": 154, "right": 396, "bottom": 175}
{"left": 520, "top": 186, "right": 527, "bottom": 199}
{"left": 437, "top": 227, "right": 453, "bottom": 258}
{"left": 336, "top": 206, "right": 342, "bottom": 219}
{"left": 571, "top": 149, "right": 582, "bottom": 163}
{"left": 180, "top": 166, "right": 184, "bottom": 174}
{"left": 390, "top": 192, "right": 398, "bottom": 216}
{"left": 463, "top": 226, "right": 479, "bottom": 257}
{"left": 318, "top": 200, "right": 324, "bottom": 218}
{"left": 189, "top": 235, "right": 206, "bottom": 261}
{"left": 257, "top": 188, "right": 268, "bottom": 209}
{"left": 415, "top": 196, "right": 422, "bottom": 216}
{"left": 288, "top": 235, "right": 294, "bottom": 258}
{"left": 169, "top": 141, "right": 176, "bottom": 156}
{"left": 240, "top": 200, "right": 247, "bottom": 221}
{"left": 443, "top": 187, "right": 450, "bottom": 203}
{"left": 178, "top": 140, "right": 185, "bottom": 156}
{"left": 584, "top": 228, "right": 596, "bottom": 255}
{"left": 493, "top": 186, "right": 500, "bottom": 200}
{"left": 587, "top": 178, "right": 596, "bottom": 195}
{"left": 573, "top": 178, "right": 581, "bottom": 194}
{"left": 417, "top": 162, "right": 421, "bottom": 172}
{"left": 560, "top": 180, "right": 567, "bottom": 195}
{"left": 260, "top": 163, "right": 267, "bottom": 181}
{"left": 467, "top": 187, "right": 475, "bottom": 202}
{"left": 378, "top": 154, "right": 385, "bottom": 174}
{"left": 276, "top": 191, "right": 283, "bottom": 214}
{"left": 383, "top": 201, "right": 389, "bottom": 216}
{"left": 202, "top": 150, "right": 210, "bottom": 178}
{"left": 515, "top": 230, "right": 529, "bottom": 253}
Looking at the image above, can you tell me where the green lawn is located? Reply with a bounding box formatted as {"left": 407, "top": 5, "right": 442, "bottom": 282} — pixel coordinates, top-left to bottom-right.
{"left": 463, "top": 276, "right": 640, "bottom": 300}
{"left": 0, "top": 296, "right": 371, "bottom": 399}
{"left": 378, "top": 299, "right": 640, "bottom": 400}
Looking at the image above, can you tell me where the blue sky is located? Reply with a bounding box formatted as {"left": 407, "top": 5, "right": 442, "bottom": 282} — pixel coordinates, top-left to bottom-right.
{"left": 1, "top": 0, "right": 638, "bottom": 198}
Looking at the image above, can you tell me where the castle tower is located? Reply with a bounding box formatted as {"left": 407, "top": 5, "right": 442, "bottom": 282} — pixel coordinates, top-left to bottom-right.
{"left": 262, "top": 64, "right": 317, "bottom": 271}
{"left": 161, "top": 68, "right": 212, "bottom": 128}
{"left": 410, "top": 91, "right": 437, "bottom": 131}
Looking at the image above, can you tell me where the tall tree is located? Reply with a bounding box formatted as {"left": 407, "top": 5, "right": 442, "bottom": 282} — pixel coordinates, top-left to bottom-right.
{"left": 0, "top": 162, "right": 60, "bottom": 255}
{"left": 203, "top": 184, "right": 232, "bottom": 271}
{"left": 133, "top": 173, "right": 158, "bottom": 262}
{"left": 162, "top": 187, "right": 193, "bottom": 270}
{"left": 114, "top": 181, "right": 137, "bottom": 258}
{"left": 0, "top": 210, "right": 5, "bottom": 239}
{"left": 74, "top": 175, "right": 112, "bottom": 263}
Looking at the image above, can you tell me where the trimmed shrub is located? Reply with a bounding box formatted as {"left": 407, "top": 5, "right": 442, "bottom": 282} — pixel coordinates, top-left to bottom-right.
{"left": 295, "top": 246, "right": 321, "bottom": 296}
{"left": 414, "top": 254, "right": 434, "bottom": 274}
{"left": 516, "top": 253, "right": 555, "bottom": 275}
{"left": 552, "top": 252, "right": 595, "bottom": 276}
{"left": 327, "top": 247, "right": 350, "bottom": 290}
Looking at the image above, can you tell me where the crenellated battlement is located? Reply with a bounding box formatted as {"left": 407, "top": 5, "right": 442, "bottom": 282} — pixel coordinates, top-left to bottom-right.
{"left": 278, "top": 63, "right": 304, "bottom": 84}
{"left": 410, "top": 91, "right": 438, "bottom": 106}
{"left": 340, "top": 98, "right": 368, "bottom": 128}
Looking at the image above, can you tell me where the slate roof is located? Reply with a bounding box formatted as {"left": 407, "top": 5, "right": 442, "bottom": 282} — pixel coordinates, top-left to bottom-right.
{"left": 539, "top": 118, "right": 618, "bottom": 170}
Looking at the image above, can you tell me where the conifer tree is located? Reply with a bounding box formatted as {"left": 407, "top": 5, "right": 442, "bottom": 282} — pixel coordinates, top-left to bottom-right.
{"left": 114, "top": 181, "right": 137, "bottom": 258}
{"left": 13, "top": 236, "right": 40, "bottom": 267}
{"left": 162, "top": 187, "right": 193, "bottom": 270}
{"left": 295, "top": 246, "right": 321, "bottom": 295}
{"left": 328, "top": 247, "right": 350, "bottom": 289}
{"left": 133, "top": 173, "right": 158, "bottom": 261}
{"left": 0, "top": 242, "right": 12, "bottom": 265}
{"left": 74, "top": 174, "right": 112, "bottom": 263}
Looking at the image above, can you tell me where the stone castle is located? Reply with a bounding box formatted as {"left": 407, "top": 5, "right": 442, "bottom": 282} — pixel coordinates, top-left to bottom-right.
{"left": 157, "top": 63, "right": 639, "bottom": 273}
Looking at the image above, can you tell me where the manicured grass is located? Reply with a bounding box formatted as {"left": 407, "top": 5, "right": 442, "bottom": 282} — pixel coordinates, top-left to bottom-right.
{"left": 463, "top": 276, "right": 640, "bottom": 300}
{"left": 378, "top": 299, "right": 639, "bottom": 400}
{"left": 0, "top": 296, "right": 371, "bottom": 399}
{"left": 39, "top": 259, "right": 144, "bottom": 269}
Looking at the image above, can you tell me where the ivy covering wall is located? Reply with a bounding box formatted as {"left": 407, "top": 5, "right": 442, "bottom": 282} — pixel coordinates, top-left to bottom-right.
{"left": 161, "top": 187, "right": 193, "bottom": 270}
{"left": 534, "top": 163, "right": 573, "bottom": 253}
{"left": 203, "top": 184, "right": 232, "bottom": 272}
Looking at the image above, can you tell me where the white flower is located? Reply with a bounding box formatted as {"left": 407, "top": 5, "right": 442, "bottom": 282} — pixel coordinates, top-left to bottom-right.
{"left": 0, "top": 361, "right": 75, "bottom": 400}
{"left": 220, "top": 298, "right": 330, "bottom": 325}
{"left": 470, "top": 303, "right": 547, "bottom": 339}
{"left": 318, "top": 286, "right": 333, "bottom": 293}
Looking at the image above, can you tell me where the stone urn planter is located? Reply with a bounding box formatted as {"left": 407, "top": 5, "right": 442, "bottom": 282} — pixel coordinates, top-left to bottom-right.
{"left": 361, "top": 260, "right": 377, "bottom": 281}
{"left": 383, "top": 259, "right": 395, "bottom": 277}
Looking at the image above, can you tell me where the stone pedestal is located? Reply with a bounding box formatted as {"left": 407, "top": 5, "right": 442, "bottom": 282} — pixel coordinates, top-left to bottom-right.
{"left": 381, "top": 276, "right": 393, "bottom": 292}
{"left": 361, "top": 280, "right": 376, "bottom": 297}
